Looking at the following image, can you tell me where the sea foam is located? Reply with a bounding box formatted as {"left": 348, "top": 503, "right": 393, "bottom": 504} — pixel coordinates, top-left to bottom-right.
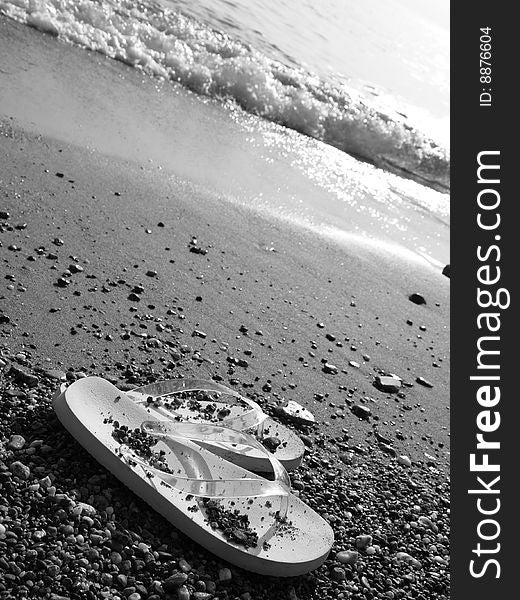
{"left": 1, "top": 0, "right": 449, "bottom": 190}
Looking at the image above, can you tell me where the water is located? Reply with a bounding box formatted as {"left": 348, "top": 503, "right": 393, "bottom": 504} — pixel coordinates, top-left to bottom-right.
{"left": 0, "top": 0, "right": 449, "bottom": 266}
{"left": 166, "top": 0, "right": 449, "bottom": 143}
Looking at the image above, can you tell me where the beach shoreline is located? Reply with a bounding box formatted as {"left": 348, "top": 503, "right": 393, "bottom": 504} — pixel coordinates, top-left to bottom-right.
{"left": 1, "top": 15, "right": 449, "bottom": 600}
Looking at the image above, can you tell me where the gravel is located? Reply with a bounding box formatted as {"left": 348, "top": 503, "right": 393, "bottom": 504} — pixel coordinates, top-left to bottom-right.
{"left": 0, "top": 357, "right": 449, "bottom": 600}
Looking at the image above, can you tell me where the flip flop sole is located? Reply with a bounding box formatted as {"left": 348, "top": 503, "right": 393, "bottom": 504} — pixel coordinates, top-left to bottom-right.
{"left": 53, "top": 377, "right": 333, "bottom": 576}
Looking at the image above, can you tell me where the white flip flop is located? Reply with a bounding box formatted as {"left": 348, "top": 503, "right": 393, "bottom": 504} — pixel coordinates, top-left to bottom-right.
{"left": 53, "top": 376, "right": 333, "bottom": 576}
{"left": 127, "top": 379, "right": 305, "bottom": 472}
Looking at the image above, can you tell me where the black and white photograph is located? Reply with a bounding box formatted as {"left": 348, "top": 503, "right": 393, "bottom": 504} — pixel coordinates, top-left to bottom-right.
{"left": 1, "top": 1, "right": 472, "bottom": 599}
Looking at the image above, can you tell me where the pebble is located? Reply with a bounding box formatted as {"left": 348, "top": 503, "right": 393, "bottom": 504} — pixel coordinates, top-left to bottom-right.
{"left": 177, "top": 586, "right": 190, "bottom": 600}
{"left": 351, "top": 404, "right": 371, "bottom": 420}
{"left": 218, "top": 567, "right": 232, "bottom": 582}
{"left": 442, "top": 264, "right": 450, "bottom": 278}
{"left": 279, "top": 401, "right": 315, "bottom": 425}
{"left": 416, "top": 376, "right": 433, "bottom": 388}
{"left": 356, "top": 535, "right": 373, "bottom": 550}
{"left": 330, "top": 567, "right": 346, "bottom": 581}
{"left": 263, "top": 436, "right": 281, "bottom": 451}
{"left": 9, "top": 365, "right": 40, "bottom": 387}
{"left": 10, "top": 460, "right": 31, "bottom": 480}
{"left": 336, "top": 550, "right": 358, "bottom": 565}
{"left": 374, "top": 375, "right": 401, "bottom": 393}
{"left": 322, "top": 362, "right": 338, "bottom": 374}
{"left": 397, "top": 455, "right": 412, "bottom": 467}
{"left": 8, "top": 434, "right": 26, "bottom": 450}
{"left": 395, "top": 552, "right": 422, "bottom": 569}
{"left": 178, "top": 559, "right": 191, "bottom": 573}
{"left": 408, "top": 292, "right": 426, "bottom": 305}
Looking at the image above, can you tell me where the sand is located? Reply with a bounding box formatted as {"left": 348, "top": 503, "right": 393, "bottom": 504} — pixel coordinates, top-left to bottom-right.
{"left": 0, "top": 15, "right": 449, "bottom": 600}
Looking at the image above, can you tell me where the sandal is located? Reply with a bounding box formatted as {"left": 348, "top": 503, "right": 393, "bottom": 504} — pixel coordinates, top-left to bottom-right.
{"left": 53, "top": 376, "right": 334, "bottom": 576}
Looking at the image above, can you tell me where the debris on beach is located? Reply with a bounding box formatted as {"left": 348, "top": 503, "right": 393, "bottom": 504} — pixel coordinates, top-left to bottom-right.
{"left": 322, "top": 362, "right": 338, "bottom": 374}
{"left": 351, "top": 404, "right": 371, "bottom": 420}
{"left": 374, "top": 374, "right": 402, "bottom": 393}
{"left": 277, "top": 400, "right": 316, "bottom": 425}
{"left": 188, "top": 236, "right": 208, "bottom": 255}
{"left": 416, "top": 376, "right": 434, "bottom": 388}
{"left": 408, "top": 292, "right": 426, "bottom": 305}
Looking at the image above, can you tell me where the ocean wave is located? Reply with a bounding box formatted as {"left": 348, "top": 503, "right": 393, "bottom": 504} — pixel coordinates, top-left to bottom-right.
{"left": 1, "top": 0, "right": 449, "bottom": 190}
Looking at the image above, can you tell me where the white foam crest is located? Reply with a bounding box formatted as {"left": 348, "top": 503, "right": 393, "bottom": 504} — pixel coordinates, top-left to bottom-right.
{"left": 1, "top": 0, "right": 449, "bottom": 190}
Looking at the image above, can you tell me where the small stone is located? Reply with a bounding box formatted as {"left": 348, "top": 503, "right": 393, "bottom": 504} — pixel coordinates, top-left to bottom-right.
{"left": 351, "top": 405, "right": 371, "bottom": 420}
{"left": 379, "top": 442, "right": 396, "bottom": 456}
{"left": 374, "top": 375, "right": 401, "bottom": 393}
{"left": 397, "top": 455, "right": 412, "bottom": 467}
{"left": 322, "top": 362, "right": 338, "bottom": 374}
{"left": 416, "top": 376, "right": 433, "bottom": 388}
{"left": 178, "top": 559, "right": 191, "bottom": 573}
{"left": 336, "top": 550, "right": 358, "bottom": 565}
{"left": 279, "top": 401, "right": 315, "bottom": 425}
{"left": 339, "top": 452, "right": 355, "bottom": 464}
{"left": 128, "top": 293, "right": 141, "bottom": 302}
{"left": 8, "top": 434, "right": 26, "bottom": 450}
{"left": 418, "top": 516, "right": 437, "bottom": 532}
{"left": 0, "top": 210, "right": 9, "bottom": 219}
{"left": 10, "top": 461, "right": 31, "bottom": 480}
{"left": 331, "top": 567, "right": 346, "bottom": 581}
{"left": 374, "top": 431, "right": 392, "bottom": 445}
{"left": 45, "top": 369, "right": 67, "bottom": 380}
{"left": 263, "top": 436, "right": 281, "bottom": 451}
{"left": 442, "top": 264, "right": 450, "bottom": 278}
{"left": 356, "top": 535, "right": 373, "bottom": 550}
{"left": 409, "top": 292, "right": 426, "bottom": 305}
{"left": 218, "top": 567, "right": 232, "bottom": 582}
{"left": 146, "top": 270, "right": 158, "bottom": 278}
{"left": 395, "top": 552, "right": 422, "bottom": 568}
{"left": 9, "top": 365, "right": 40, "bottom": 387}
{"left": 76, "top": 502, "right": 96, "bottom": 515}
{"left": 177, "top": 586, "right": 190, "bottom": 600}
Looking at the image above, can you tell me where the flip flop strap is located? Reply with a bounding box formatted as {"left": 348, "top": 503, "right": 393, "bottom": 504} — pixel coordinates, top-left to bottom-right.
{"left": 119, "top": 422, "right": 291, "bottom": 502}
{"left": 129, "top": 378, "right": 267, "bottom": 433}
